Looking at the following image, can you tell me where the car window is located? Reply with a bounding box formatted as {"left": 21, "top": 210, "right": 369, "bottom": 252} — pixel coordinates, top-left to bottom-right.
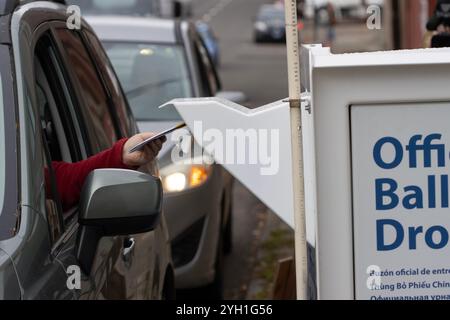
{"left": 103, "top": 41, "right": 191, "bottom": 121}
{"left": 56, "top": 29, "right": 118, "bottom": 153}
{"left": 83, "top": 31, "right": 135, "bottom": 136}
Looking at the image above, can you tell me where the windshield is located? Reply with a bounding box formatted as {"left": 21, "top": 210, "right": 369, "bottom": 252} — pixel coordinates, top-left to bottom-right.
{"left": 103, "top": 42, "right": 192, "bottom": 121}
{"left": 67, "top": 0, "right": 159, "bottom": 17}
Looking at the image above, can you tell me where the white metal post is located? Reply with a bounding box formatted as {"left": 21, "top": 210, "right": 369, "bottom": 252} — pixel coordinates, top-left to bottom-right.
{"left": 284, "top": 0, "right": 308, "bottom": 300}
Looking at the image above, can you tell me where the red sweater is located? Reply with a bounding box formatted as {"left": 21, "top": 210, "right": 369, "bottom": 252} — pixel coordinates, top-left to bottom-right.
{"left": 47, "top": 138, "right": 132, "bottom": 211}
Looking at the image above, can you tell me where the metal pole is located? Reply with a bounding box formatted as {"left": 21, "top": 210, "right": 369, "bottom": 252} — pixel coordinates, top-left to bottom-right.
{"left": 284, "top": 0, "right": 308, "bottom": 300}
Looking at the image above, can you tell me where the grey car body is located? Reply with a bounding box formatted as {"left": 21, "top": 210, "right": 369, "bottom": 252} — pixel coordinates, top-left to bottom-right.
{"left": 0, "top": 1, "right": 173, "bottom": 299}
{"left": 88, "top": 16, "right": 234, "bottom": 295}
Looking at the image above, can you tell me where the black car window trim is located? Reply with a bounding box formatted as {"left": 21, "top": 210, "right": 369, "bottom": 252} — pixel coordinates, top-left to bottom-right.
{"left": 192, "top": 36, "right": 212, "bottom": 96}
{"left": 0, "top": 45, "right": 20, "bottom": 241}
{"left": 196, "top": 33, "right": 222, "bottom": 92}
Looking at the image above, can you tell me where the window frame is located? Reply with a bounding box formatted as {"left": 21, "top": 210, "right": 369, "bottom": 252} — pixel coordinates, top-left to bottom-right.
{"left": 191, "top": 32, "right": 222, "bottom": 97}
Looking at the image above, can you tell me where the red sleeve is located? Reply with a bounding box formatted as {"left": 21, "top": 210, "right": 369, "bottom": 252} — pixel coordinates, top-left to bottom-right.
{"left": 50, "top": 138, "right": 132, "bottom": 211}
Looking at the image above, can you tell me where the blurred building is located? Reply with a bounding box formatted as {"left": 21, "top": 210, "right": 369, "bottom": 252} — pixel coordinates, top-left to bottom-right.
{"left": 385, "top": 0, "right": 437, "bottom": 49}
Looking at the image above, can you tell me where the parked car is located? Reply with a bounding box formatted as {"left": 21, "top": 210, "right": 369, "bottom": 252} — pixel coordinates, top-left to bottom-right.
{"left": 0, "top": 0, "right": 174, "bottom": 299}
{"left": 88, "top": 16, "right": 244, "bottom": 298}
{"left": 254, "top": 4, "right": 286, "bottom": 43}
{"left": 196, "top": 21, "right": 220, "bottom": 67}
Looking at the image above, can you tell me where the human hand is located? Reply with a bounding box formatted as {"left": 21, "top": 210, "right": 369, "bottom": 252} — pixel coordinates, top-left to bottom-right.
{"left": 122, "top": 132, "right": 167, "bottom": 167}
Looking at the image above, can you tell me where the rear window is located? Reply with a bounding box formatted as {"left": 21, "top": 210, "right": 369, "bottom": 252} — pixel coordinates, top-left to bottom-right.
{"left": 103, "top": 42, "right": 192, "bottom": 121}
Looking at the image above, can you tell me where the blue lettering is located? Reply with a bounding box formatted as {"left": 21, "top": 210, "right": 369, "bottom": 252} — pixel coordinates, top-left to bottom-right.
{"left": 406, "top": 135, "right": 423, "bottom": 168}
{"left": 408, "top": 226, "right": 423, "bottom": 250}
{"left": 403, "top": 186, "right": 423, "bottom": 209}
{"left": 425, "top": 226, "right": 449, "bottom": 249}
{"left": 377, "top": 219, "right": 404, "bottom": 251}
{"left": 423, "top": 134, "right": 445, "bottom": 168}
{"left": 373, "top": 137, "right": 403, "bottom": 169}
{"left": 376, "top": 179, "right": 399, "bottom": 210}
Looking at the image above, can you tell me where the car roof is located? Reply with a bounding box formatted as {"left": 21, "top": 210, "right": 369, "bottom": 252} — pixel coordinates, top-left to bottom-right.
{"left": 86, "top": 15, "right": 179, "bottom": 44}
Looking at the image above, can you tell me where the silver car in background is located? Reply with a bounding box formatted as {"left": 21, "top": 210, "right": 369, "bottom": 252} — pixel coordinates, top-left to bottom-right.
{"left": 89, "top": 16, "right": 244, "bottom": 298}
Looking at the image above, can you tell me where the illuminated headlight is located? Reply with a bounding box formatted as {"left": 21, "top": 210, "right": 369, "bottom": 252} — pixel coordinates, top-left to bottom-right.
{"left": 161, "top": 160, "right": 212, "bottom": 193}
{"left": 255, "top": 21, "right": 268, "bottom": 32}
{"left": 164, "top": 172, "right": 187, "bottom": 192}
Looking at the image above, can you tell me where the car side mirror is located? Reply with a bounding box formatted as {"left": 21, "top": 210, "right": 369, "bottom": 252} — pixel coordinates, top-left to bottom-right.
{"left": 76, "top": 169, "right": 163, "bottom": 274}
{"left": 215, "top": 91, "right": 247, "bottom": 104}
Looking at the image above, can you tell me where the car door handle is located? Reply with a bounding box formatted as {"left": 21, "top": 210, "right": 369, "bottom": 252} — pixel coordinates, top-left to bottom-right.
{"left": 123, "top": 237, "right": 135, "bottom": 262}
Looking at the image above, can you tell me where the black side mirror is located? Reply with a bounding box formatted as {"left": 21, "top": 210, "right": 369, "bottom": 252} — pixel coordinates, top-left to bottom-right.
{"left": 76, "top": 169, "right": 162, "bottom": 274}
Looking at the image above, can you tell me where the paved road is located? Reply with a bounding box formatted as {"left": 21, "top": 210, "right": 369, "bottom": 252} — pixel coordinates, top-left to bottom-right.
{"left": 191, "top": 0, "right": 290, "bottom": 299}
